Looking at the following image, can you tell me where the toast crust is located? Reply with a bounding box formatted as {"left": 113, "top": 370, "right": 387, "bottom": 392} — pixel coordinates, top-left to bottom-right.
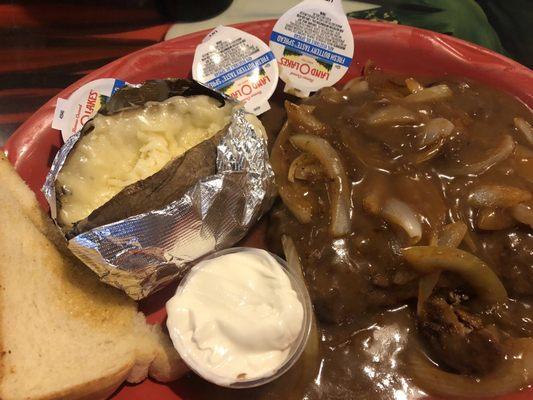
{"left": 21, "top": 362, "right": 134, "bottom": 400}
{"left": 0, "top": 154, "right": 186, "bottom": 400}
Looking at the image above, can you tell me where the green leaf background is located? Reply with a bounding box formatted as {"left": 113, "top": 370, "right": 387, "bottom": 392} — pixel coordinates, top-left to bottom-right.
{"left": 348, "top": 0, "right": 532, "bottom": 68}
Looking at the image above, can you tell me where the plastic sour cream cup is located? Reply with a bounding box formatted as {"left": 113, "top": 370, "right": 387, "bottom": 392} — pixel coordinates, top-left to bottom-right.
{"left": 192, "top": 26, "right": 279, "bottom": 115}
{"left": 166, "top": 247, "right": 313, "bottom": 388}
{"left": 269, "top": 0, "right": 354, "bottom": 98}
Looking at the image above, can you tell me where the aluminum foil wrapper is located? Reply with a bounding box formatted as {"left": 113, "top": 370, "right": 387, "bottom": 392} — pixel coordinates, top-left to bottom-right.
{"left": 43, "top": 79, "right": 275, "bottom": 299}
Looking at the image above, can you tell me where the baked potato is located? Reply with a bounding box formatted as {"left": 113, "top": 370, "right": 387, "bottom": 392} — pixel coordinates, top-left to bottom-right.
{"left": 55, "top": 79, "right": 238, "bottom": 238}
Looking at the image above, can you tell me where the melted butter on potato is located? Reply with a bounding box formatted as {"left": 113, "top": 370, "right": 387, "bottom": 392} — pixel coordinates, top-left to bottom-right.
{"left": 57, "top": 95, "right": 234, "bottom": 227}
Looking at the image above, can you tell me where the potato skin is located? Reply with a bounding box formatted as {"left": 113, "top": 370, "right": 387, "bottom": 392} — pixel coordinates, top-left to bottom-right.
{"left": 65, "top": 130, "right": 222, "bottom": 238}
{"left": 100, "top": 79, "right": 226, "bottom": 115}
{"left": 56, "top": 79, "right": 231, "bottom": 238}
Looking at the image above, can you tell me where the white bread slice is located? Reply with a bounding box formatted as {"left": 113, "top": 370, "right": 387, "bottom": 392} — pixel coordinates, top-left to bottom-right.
{"left": 0, "top": 156, "right": 187, "bottom": 400}
{"left": 0, "top": 154, "right": 65, "bottom": 248}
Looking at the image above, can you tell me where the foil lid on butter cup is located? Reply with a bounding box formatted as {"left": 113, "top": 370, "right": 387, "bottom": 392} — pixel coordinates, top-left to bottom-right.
{"left": 43, "top": 79, "right": 275, "bottom": 300}
{"left": 269, "top": 0, "right": 354, "bottom": 98}
{"left": 193, "top": 26, "right": 279, "bottom": 115}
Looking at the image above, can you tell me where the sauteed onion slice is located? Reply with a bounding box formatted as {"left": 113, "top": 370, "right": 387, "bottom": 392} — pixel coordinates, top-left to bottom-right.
{"left": 417, "top": 272, "right": 441, "bottom": 315}
{"left": 408, "top": 338, "right": 533, "bottom": 398}
{"left": 271, "top": 122, "right": 316, "bottom": 224}
{"left": 367, "top": 105, "right": 417, "bottom": 126}
{"left": 402, "top": 246, "right": 507, "bottom": 304}
{"left": 404, "top": 84, "right": 452, "bottom": 103}
{"left": 445, "top": 134, "right": 515, "bottom": 176}
{"left": 417, "top": 222, "right": 467, "bottom": 314}
{"left": 405, "top": 78, "right": 424, "bottom": 94}
{"left": 343, "top": 77, "right": 369, "bottom": 94}
{"left": 437, "top": 221, "right": 468, "bottom": 248}
{"left": 511, "top": 202, "right": 533, "bottom": 228}
{"left": 477, "top": 208, "right": 515, "bottom": 230}
{"left": 381, "top": 198, "right": 422, "bottom": 243}
{"left": 282, "top": 235, "right": 305, "bottom": 282}
{"left": 290, "top": 134, "right": 351, "bottom": 237}
{"left": 288, "top": 153, "right": 324, "bottom": 183}
{"left": 285, "top": 101, "right": 327, "bottom": 134}
{"left": 514, "top": 117, "right": 533, "bottom": 147}
{"left": 278, "top": 185, "right": 314, "bottom": 224}
{"left": 418, "top": 118, "right": 454, "bottom": 147}
{"left": 468, "top": 185, "right": 531, "bottom": 208}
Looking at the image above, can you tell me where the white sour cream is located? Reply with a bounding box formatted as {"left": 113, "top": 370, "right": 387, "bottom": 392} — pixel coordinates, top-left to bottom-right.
{"left": 166, "top": 248, "right": 304, "bottom": 386}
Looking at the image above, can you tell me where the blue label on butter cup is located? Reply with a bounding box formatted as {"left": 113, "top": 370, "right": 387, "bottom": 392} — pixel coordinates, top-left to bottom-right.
{"left": 206, "top": 51, "right": 276, "bottom": 90}
{"left": 270, "top": 32, "right": 352, "bottom": 68}
{"left": 52, "top": 78, "right": 126, "bottom": 141}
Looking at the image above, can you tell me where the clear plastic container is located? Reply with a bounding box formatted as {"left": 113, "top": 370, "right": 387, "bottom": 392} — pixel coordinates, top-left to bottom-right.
{"left": 168, "top": 246, "right": 314, "bottom": 388}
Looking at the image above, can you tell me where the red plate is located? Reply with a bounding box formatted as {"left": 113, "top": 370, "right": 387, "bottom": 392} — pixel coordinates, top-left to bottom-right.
{"left": 4, "top": 20, "right": 533, "bottom": 400}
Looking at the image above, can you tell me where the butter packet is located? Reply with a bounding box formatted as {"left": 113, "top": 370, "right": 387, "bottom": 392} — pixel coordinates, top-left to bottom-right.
{"left": 52, "top": 78, "right": 126, "bottom": 141}
{"left": 192, "top": 26, "right": 279, "bottom": 115}
{"left": 269, "top": 0, "right": 354, "bottom": 97}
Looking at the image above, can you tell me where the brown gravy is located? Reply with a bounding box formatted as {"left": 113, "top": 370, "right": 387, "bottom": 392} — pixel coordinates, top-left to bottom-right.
{"left": 180, "top": 69, "right": 533, "bottom": 399}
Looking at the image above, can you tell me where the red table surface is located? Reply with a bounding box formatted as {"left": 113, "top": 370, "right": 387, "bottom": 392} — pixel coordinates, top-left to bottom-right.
{"left": 3, "top": 19, "right": 533, "bottom": 400}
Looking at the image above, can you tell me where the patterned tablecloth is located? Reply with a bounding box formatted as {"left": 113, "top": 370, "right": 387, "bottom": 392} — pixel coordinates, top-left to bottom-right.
{"left": 1, "top": 0, "right": 530, "bottom": 146}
